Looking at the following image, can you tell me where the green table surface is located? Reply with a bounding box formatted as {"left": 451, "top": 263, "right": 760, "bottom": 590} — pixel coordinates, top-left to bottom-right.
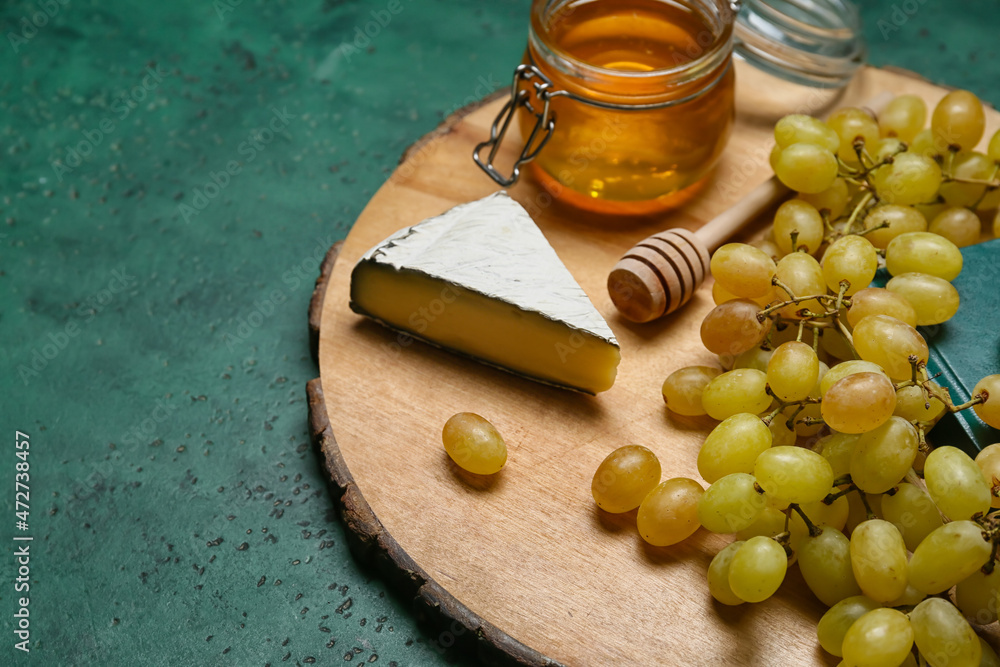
{"left": 1, "top": 1, "right": 998, "bottom": 665}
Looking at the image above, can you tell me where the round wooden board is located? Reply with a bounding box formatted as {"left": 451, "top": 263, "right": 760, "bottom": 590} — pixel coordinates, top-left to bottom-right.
{"left": 311, "top": 62, "right": 1000, "bottom": 666}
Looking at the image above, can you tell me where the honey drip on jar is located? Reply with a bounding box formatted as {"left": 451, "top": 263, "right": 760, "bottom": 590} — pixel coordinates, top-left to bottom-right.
{"left": 521, "top": 0, "right": 735, "bottom": 214}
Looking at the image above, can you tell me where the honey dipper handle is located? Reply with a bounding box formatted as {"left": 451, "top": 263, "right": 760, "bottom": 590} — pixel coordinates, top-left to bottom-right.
{"left": 696, "top": 177, "right": 790, "bottom": 251}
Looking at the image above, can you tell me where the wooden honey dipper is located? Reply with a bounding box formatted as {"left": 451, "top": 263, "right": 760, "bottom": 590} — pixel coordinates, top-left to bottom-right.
{"left": 608, "top": 92, "right": 894, "bottom": 323}
{"left": 607, "top": 177, "right": 788, "bottom": 323}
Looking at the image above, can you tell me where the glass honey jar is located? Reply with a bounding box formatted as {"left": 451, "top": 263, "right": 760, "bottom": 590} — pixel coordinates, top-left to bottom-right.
{"left": 474, "top": 0, "right": 866, "bottom": 215}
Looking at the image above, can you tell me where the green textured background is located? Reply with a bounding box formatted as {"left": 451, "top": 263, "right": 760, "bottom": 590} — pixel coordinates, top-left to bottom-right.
{"left": 1, "top": 1, "right": 998, "bottom": 665}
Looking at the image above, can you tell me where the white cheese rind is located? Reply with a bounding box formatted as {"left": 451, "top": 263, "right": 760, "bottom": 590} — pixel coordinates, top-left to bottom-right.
{"left": 356, "top": 191, "right": 617, "bottom": 347}
{"left": 350, "top": 191, "right": 620, "bottom": 393}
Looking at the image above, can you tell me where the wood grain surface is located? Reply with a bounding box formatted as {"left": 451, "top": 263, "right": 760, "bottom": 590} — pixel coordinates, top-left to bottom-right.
{"left": 313, "top": 62, "right": 1000, "bottom": 666}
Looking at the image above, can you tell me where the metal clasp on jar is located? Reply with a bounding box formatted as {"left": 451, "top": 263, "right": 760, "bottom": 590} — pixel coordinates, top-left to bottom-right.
{"left": 473, "top": 56, "right": 735, "bottom": 187}
{"left": 472, "top": 63, "right": 557, "bottom": 187}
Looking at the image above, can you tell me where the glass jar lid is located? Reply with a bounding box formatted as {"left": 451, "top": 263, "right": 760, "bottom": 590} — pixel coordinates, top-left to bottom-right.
{"left": 734, "top": 0, "right": 866, "bottom": 88}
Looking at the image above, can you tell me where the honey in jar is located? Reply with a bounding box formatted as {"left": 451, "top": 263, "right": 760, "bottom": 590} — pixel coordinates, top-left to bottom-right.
{"left": 476, "top": 0, "right": 737, "bottom": 215}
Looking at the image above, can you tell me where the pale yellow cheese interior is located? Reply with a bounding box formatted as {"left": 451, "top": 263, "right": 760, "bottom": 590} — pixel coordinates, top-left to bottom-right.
{"left": 351, "top": 264, "right": 621, "bottom": 394}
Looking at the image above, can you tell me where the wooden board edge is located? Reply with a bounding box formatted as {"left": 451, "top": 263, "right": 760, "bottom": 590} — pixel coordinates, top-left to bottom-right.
{"left": 399, "top": 89, "right": 509, "bottom": 166}
{"left": 309, "top": 241, "right": 344, "bottom": 364}
{"left": 306, "top": 377, "right": 564, "bottom": 667}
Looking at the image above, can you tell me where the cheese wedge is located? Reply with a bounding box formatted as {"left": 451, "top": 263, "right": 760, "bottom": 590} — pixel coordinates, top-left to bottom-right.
{"left": 349, "top": 191, "right": 621, "bottom": 393}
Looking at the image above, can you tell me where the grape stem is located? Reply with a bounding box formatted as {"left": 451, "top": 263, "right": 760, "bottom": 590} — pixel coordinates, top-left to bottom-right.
{"left": 895, "top": 358, "right": 986, "bottom": 415}
{"left": 983, "top": 536, "right": 999, "bottom": 576}
{"left": 787, "top": 503, "right": 821, "bottom": 538}
{"left": 857, "top": 490, "right": 876, "bottom": 520}
{"left": 943, "top": 175, "right": 1000, "bottom": 188}
{"left": 843, "top": 191, "right": 874, "bottom": 235}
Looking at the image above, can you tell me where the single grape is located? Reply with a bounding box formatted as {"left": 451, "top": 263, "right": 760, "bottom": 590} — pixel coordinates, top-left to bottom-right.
{"left": 711, "top": 279, "right": 775, "bottom": 308}
{"left": 819, "top": 432, "right": 860, "bottom": 478}
{"left": 768, "top": 143, "right": 782, "bottom": 171}
{"left": 909, "top": 520, "right": 992, "bottom": 594}
{"left": 710, "top": 243, "right": 777, "bottom": 298}
{"left": 735, "top": 506, "right": 787, "bottom": 543}
{"left": 841, "top": 608, "right": 914, "bottom": 667}
{"left": 981, "top": 637, "right": 1000, "bottom": 667}
{"left": 886, "top": 272, "right": 960, "bottom": 325}
{"left": 701, "top": 369, "right": 771, "bottom": 421}
{"left": 700, "top": 299, "right": 771, "bottom": 356}
{"left": 879, "top": 94, "right": 927, "bottom": 142}
{"left": 886, "top": 582, "right": 927, "bottom": 608}
{"left": 817, "top": 595, "right": 882, "bottom": 657}
{"left": 774, "top": 143, "right": 838, "bottom": 194}
{"left": 636, "top": 477, "right": 704, "bottom": 547}
{"left": 772, "top": 199, "right": 825, "bottom": 254}
{"left": 821, "top": 234, "right": 878, "bottom": 296}
{"left": 989, "top": 128, "right": 1000, "bottom": 161}
{"left": 754, "top": 446, "right": 834, "bottom": 504}
{"left": 732, "top": 345, "right": 773, "bottom": 372}
{"left": 697, "top": 473, "right": 767, "bottom": 534}
{"left": 774, "top": 114, "right": 840, "bottom": 151}
{"left": 798, "top": 525, "right": 862, "bottom": 606}
{"left": 931, "top": 89, "right": 986, "bottom": 151}
{"left": 955, "top": 566, "right": 1000, "bottom": 625}
{"left": 591, "top": 445, "right": 661, "bottom": 513}
{"left": 707, "top": 541, "right": 746, "bottom": 605}
{"left": 885, "top": 231, "right": 964, "bottom": 280}
{"left": 662, "top": 366, "right": 721, "bottom": 417}
{"left": 924, "top": 446, "right": 992, "bottom": 521}
{"left": 697, "top": 413, "right": 772, "bottom": 483}
{"left": 852, "top": 314, "right": 929, "bottom": 380}
{"left": 442, "top": 412, "right": 507, "bottom": 475}
{"left": 974, "top": 375, "right": 1000, "bottom": 429}
{"left": 928, "top": 206, "right": 982, "bottom": 247}
{"left": 828, "top": 107, "right": 880, "bottom": 164}
{"left": 862, "top": 204, "right": 928, "bottom": 249}
{"left": 880, "top": 482, "right": 943, "bottom": 552}
{"left": 939, "top": 151, "right": 995, "bottom": 208}
{"left": 894, "top": 382, "right": 948, "bottom": 424}
{"left": 850, "top": 416, "right": 918, "bottom": 494}
{"left": 975, "top": 443, "right": 1000, "bottom": 509}
{"left": 727, "top": 536, "right": 787, "bottom": 603}
{"left": 774, "top": 251, "right": 827, "bottom": 319}
{"left": 847, "top": 287, "right": 917, "bottom": 328}
{"left": 850, "top": 519, "right": 908, "bottom": 603}
{"left": 766, "top": 341, "right": 819, "bottom": 402}
{"left": 750, "top": 237, "right": 783, "bottom": 263}
{"left": 798, "top": 178, "right": 849, "bottom": 219}
{"left": 910, "top": 127, "right": 943, "bottom": 158}
{"left": 872, "top": 153, "right": 942, "bottom": 205}
{"left": 872, "top": 136, "right": 906, "bottom": 163}
{"left": 820, "top": 360, "right": 889, "bottom": 397}
{"left": 822, "top": 372, "right": 897, "bottom": 434}
{"left": 910, "top": 597, "right": 982, "bottom": 667}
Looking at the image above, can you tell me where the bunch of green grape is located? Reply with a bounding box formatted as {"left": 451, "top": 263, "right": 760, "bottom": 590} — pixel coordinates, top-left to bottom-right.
{"left": 594, "top": 90, "right": 1000, "bottom": 666}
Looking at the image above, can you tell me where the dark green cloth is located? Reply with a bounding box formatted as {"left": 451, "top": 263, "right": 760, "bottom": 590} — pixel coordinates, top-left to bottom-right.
{"left": 1, "top": 1, "right": 997, "bottom": 664}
